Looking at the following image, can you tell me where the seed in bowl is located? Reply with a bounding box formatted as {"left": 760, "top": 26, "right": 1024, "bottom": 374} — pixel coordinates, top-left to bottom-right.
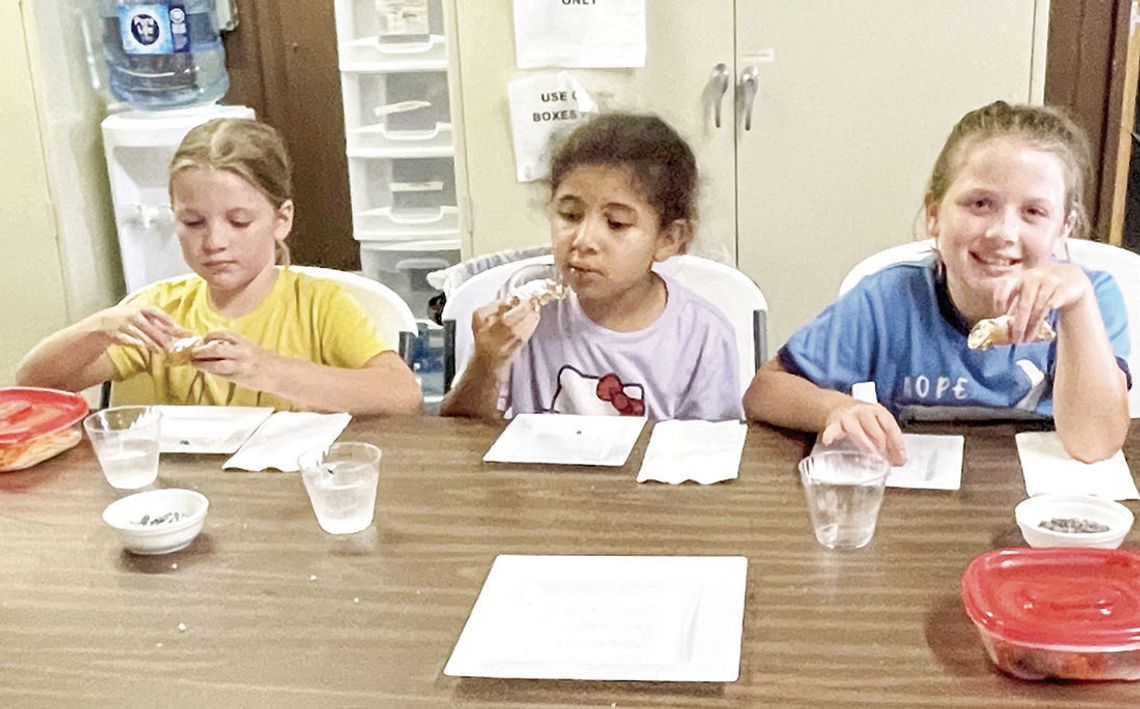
{"left": 133, "top": 511, "right": 186, "bottom": 527}
{"left": 1038, "top": 517, "right": 1110, "bottom": 534}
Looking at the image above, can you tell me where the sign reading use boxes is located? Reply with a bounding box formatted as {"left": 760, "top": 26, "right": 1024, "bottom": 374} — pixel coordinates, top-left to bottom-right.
{"left": 508, "top": 71, "right": 597, "bottom": 182}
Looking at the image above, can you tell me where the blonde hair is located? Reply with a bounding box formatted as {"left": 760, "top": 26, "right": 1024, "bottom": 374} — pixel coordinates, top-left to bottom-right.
{"left": 926, "top": 101, "right": 1093, "bottom": 238}
{"left": 169, "top": 118, "right": 295, "bottom": 265}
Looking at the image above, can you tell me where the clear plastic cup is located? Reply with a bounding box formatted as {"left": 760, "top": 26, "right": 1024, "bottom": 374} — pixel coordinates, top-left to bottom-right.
{"left": 798, "top": 451, "right": 890, "bottom": 549}
{"left": 298, "top": 442, "right": 382, "bottom": 535}
{"left": 83, "top": 406, "right": 162, "bottom": 490}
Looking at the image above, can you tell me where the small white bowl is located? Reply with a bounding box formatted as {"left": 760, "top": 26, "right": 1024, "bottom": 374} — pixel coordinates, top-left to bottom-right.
{"left": 102, "top": 488, "right": 209, "bottom": 555}
{"left": 1014, "top": 494, "right": 1133, "bottom": 549}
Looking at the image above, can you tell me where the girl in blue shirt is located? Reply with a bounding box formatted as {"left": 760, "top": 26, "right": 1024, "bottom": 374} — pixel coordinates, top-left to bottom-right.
{"left": 744, "top": 101, "right": 1130, "bottom": 464}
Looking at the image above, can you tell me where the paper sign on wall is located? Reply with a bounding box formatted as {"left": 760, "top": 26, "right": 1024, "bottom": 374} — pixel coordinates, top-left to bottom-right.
{"left": 508, "top": 72, "right": 597, "bottom": 182}
{"left": 513, "top": 0, "right": 646, "bottom": 69}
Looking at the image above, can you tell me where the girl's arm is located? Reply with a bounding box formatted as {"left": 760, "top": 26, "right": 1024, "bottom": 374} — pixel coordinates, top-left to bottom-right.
{"left": 16, "top": 305, "right": 183, "bottom": 392}
{"left": 744, "top": 358, "right": 907, "bottom": 465}
{"left": 440, "top": 300, "right": 540, "bottom": 421}
{"left": 191, "top": 334, "right": 422, "bottom": 416}
{"left": 1006, "top": 265, "right": 1130, "bottom": 462}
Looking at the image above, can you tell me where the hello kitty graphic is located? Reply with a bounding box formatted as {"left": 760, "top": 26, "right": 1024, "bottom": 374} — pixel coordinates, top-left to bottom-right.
{"left": 549, "top": 365, "right": 645, "bottom": 416}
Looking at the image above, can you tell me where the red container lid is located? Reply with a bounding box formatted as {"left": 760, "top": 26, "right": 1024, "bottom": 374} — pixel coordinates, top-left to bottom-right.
{"left": 962, "top": 548, "right": 1140, "bottom": 649}
{"left": 0, "top": 387, "right": 89, "bottom": 445}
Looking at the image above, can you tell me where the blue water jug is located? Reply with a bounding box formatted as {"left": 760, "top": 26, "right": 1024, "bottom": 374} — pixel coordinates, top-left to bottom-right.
{"left": 99, "top": 0, "right": 229, "bottom": 109}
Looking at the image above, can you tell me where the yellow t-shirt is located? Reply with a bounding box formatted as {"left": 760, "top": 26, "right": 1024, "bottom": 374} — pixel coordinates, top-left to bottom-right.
{"left": 107, "top": 268, "right": 390, "bottom": 410}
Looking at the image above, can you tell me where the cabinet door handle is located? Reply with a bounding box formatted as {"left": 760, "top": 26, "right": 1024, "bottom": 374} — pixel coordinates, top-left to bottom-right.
{"left": 739, "top": 66, "right": 761, "bottom": 131}
{"left": 711, "top": 63, "right": 730, "bottom": 128}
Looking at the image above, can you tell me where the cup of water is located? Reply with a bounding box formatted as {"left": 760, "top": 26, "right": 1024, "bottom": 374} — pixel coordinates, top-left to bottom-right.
{"left": 298, "top": 442, "right": 382, "bottom": 535}
{"left": 83, "top": 406, "right": 162, "bottom": 490}
{"left": 798, "top": 451, "right": 890, "bottom": 550}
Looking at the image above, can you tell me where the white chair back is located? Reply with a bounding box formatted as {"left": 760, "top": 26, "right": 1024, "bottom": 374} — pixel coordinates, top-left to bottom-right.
{"left": 1062, "top": 240, "right": 1140, "bottom": 417}
{"left": 838, "top": 239, "right": 935, "bottom": 296}
{"left": 441, "top": 254, "right": 768, "bottom": 397}
{"left": 838, "top": 239, "right": 1140, "bottom": 416}
{"left": 290, "top": 265, "right": 418, "bottom": 358}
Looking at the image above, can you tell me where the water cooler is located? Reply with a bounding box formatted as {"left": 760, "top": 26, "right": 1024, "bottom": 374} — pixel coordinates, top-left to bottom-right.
{"left": 97, "top": 0, "right": 251, "bottom": 293}
{"left": 102, "top": 104, "right": 254, "bottom": 293}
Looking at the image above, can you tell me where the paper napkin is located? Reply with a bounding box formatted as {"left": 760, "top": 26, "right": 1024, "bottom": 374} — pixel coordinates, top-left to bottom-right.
{"left": 886, "top": 434, "right": 965, "bottom": 491}
{"left": 222, "top": 412, "right": 352, "bottom": 472}
{"left": 636, "top": 420, "right": 747, "bottom": 485}
{"left": 1016, "top": 431, "right": 1139, "bottom": 500}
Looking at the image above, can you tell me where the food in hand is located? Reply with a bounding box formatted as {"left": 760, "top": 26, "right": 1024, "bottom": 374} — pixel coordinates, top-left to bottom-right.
{"left": 164, "top": 336, "right": 220, "bottom": 365}
{"left": 967, "top": 315, "right": 1056, "bottom": 351}
{"left": 0, "top": 426, "right": 83, "bottom": 472}
{"left": 511, "top": 278, "right": 569, "bottom": 309}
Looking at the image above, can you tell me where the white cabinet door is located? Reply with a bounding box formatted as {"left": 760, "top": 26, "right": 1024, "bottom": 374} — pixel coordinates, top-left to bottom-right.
{"left": 453, "top": 0, "right": 736, "bottom": 261}
{"left": 736, "top": 0, "right": 1044, "bottom": 347}
{"left": 453, "top": 0, "right": 1046, "bottom": 349}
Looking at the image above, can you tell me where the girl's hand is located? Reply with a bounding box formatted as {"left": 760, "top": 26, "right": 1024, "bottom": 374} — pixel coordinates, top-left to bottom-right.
{"left": 190, "top": 331, "right": 277, "bottom": 390}
{"left": 993, "top": 263, "right": 1093, "bottom": 343}
{"left": 97, "top": 305, "right": 187, "bottom": 352}
{"left": 470, "top": 299, "right": 541, "bottom": 371}
{"left": 820, "top": 401, "right": 907, "bottom": 466}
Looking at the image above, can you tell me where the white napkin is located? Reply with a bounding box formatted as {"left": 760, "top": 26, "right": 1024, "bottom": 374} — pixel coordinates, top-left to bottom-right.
{"left": 1016, "top": 431, "right": 1139, "bottom": 500}
{"left": 810, "top": 433, "right": 963, "bottom": 491}
{"left": 636, "top": 420, "right": 747, "bottom": 485}
{"left": 222, "top": 412, "right": 352, "bottom": 472}
{"left": 887, "top": 434, "right": 964, "bottom": 491}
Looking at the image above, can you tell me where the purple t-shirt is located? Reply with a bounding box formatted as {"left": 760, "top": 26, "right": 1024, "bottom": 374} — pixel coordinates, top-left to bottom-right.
{"left": 506, "top": 275, "right": 742, "bottom": 421}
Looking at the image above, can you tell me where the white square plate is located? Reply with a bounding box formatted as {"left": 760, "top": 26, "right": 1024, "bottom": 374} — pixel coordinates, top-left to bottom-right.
{"left": 483, "top": 414, "right": 647, "bottom": 466}
{"left": 154, "top": 406, "right": 274, "bottom": 454}
{"left": 444, "top": 555, "right": 748, "bottom": 682}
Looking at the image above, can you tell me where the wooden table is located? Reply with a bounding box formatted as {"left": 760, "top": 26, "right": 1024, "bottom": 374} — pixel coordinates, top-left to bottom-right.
{"left": 1, "top": 416, "right": 1138, "bottom": 707}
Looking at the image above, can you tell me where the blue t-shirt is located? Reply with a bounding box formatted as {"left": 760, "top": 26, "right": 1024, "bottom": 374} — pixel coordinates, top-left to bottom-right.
{"left": 779, "top": 257, "right": 1131, "bottom": 421}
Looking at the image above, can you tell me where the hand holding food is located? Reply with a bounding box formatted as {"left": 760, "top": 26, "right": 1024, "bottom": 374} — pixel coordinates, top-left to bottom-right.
{"left": 471, "top": 300, "right": 541, "bottom": 369}
{"left": 99, "top": 304, "right": 186, "bottom": 353}
{"left": 185, "top": 331, "right": 277, "bottom": 391}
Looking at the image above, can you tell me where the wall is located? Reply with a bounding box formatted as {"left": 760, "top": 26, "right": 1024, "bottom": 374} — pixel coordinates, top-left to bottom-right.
{"left": 0, "top": 1, "right": 122, "bottom": 386}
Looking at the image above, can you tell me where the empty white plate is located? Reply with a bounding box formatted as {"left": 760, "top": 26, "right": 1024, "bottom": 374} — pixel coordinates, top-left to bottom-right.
{"left": 483, "top": 413, "right": 647, "bottom": 466}
{"left": 444, "top": 555, "right": 748, "bottom": 682}
{"left": 154, "top": 406, "right": 273, "bottom": 454}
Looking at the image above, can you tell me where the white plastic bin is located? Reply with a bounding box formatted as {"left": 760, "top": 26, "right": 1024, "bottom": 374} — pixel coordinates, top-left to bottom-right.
{"left": 359, "top": 239, "right": 460, "bottom": 320}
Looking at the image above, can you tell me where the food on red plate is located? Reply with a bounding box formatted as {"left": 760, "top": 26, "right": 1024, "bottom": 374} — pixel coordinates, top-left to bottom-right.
{"left": 967, "top": 315, "right": 1056, "bottom": 351}
{"left": 0, "top": 388, "right": 88, "bottom": 472}
{"left": 962, "top": 548, "right": 1140, "bottom": 681}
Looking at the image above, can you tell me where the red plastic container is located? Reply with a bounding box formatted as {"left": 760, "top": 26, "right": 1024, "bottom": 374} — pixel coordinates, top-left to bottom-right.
{"left": 961, "top": 548, "right": 1140, "bottom": 681}
{"left": 0, "top": 387, "right": 88, "bottom": 472}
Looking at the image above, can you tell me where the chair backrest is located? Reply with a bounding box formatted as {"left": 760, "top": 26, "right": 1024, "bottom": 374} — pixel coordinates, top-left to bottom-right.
{"left": 1062, "top": 240, "right": 1140, "bottom": 417}
{"left": 838, "top": 238, "right": 1140, "bottom": 417}
{"left": 290, "top": 265, "right": 418, "bottom": 363}
{"left": 838, "top": 239, "right": 935, "bottom": 296}
{"left": 441, "top": 254, "right": 768, "bottom": 397}
{"left": 106, "top": 266, "right": 419, "bottom": 406}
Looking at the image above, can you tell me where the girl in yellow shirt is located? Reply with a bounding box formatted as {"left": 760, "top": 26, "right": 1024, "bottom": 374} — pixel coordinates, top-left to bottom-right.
{"left": 18, "top": 118, "right": 421, "bottom": 415}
